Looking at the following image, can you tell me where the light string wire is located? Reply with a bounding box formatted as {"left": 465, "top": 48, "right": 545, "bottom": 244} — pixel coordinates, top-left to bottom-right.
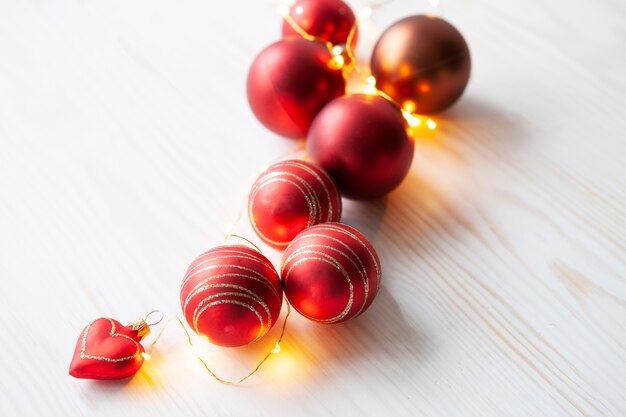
{"left": 145, "top": 298, "right": 291, "bottom": 385}
{"left": 280, "top": 0, "right": 438, "bottom": 131}
{"left": 140, "top": 1, "right": 438, "bottom": 385}
{"left": 150, "top": 141, "right": 305, "bottom": 384}
{"left": 224, "top": 233, "right": 263, "bottom": 253}
{"left": 142, "top": 148, "right": 302, "bottom": 384}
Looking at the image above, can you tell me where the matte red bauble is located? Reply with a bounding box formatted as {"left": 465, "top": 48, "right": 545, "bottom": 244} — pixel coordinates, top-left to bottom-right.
{"left": 180, "top": 245, "right": 283, "bottom": 347}
{"left": 247, "top": 38, "right": 346, "bottom": 139}
{"left": 249, "top": 159, "right": 342, "bottom": 248}
{"left": 371, "top": 15, "right": 471, "bottom": 114}
{"left": 307, "top": 94, "right": 414, "bottom": 200}
{"left": 281, "top": 223, "right": 381, "bottom": 323}
{"left": 69, "top": 317, "right": 148, "bottom": 380}
{"left": 282, "top": 0, "right": 358, "bottom": 48}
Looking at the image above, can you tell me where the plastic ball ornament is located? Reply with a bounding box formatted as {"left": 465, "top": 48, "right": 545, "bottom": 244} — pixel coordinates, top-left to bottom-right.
{"left": 247, "top": 38, "right": 346, "bottom": 139}
{"left": 180, "top": 245, "right": 283, "bottom": 347}
{"left": 249, "top": 160, "right": 342, "bottom": 248}
{"left": 307, "top": 94, "right": 414, "bottom": 200}
{"left": 281, "top": 223, "right": 381, "bottom": 323}
{"left": 371, "top": 15, "right": 471, "bottom": 114}
{"left": 282, "top": 0, "right": 358, "bottom": 48}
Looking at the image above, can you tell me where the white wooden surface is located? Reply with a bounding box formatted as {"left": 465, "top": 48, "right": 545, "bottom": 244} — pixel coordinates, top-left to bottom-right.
{"left": 1, "top": 0, "right": 625, "bottom": 416}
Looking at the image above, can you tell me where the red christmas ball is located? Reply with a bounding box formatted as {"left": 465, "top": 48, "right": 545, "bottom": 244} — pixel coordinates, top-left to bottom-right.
{"left": 69, "top": 318, "right": 146, "bottom": 380}
{"left": 247, "top": 38, "right": 346, "bottom": 139}
{"left": 282, "top": 0, "right": 358, "bottom": 48}
{"left": 307, "top": 94, "right": 414, "bottom": 200}
{"left": 370, "top": 15, "right": 471, "bottom": 114}
{"left": 281, "top": 223, "right": 381, "bottom": 323}
{"left": 180, "top": 245, "right": 283, "bottom": 347}
{"left": 249, "top": 159, "right": 342, "bottom": 248}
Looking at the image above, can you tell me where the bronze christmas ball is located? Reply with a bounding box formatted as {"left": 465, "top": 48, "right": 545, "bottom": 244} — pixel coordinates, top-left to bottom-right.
{"left": 370, "top": 15, "right": 471, "bottom": 114}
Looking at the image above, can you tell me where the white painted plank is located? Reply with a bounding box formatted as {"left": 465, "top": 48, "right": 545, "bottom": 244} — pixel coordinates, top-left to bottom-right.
{"left": 0, "top": 0, "right": 624, "bottom": 416}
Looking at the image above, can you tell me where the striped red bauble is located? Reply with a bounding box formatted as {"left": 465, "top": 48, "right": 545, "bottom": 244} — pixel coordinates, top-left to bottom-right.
{"left": 249, "top": 160, "right": 342, "bottom": 248}
{"left": 180, "top": 245, "right": 283, "bottom": 347}
{"left": 281, "top": 223, "right": 381, "bottom": 323}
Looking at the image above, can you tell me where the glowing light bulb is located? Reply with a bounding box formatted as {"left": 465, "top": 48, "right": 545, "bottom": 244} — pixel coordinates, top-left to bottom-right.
{"left": 364, "top": 76, "right": 377, "bottom": 95}
{"left": 331, "top": 45, "right": 345, "bottom": 56}
{"left": 278, "top": 0, "right": 296, "bottom": 15}
{"left": 272, "top": 342, "right": 281, "bottom": 354}
{"left": 277, "top": 0, "right": 296, "bottom": 17}
{"left": 402, "top": 110, "right": 421, "bottom": 128}
{"left": 426, "top": 119, "right": 437, "bottom": 130}
{"left": 329, "top": 54, "right": 345, "bottom": 70}
{"left": 402, "top": 100, "right": 416, "bottom": 114}
{"left": 141, "top": 352, "right": 152, "bottom": 360}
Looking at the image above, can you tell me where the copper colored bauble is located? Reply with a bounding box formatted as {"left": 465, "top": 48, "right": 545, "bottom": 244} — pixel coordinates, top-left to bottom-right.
{"left": 180, "top": 245, "right": 283, "bottom": 347}
{"left": 282, "top": 0, "right": 358, "bottom": 48}
{"left": 281, "top": 223, "right": 381, "bottom": 323}
{"left": 249, "top": 159, "right": 342, "bottom": 248}
{"left": 247, "top": 38, "right": 346, "bottom": 139}
{"left": 370, "top": 15, "right": 471, "bottom": 114}
{"left": 307, "top": 94, "right": 414, "bottom": 200}
{"left": 69, "top": 317, "right": 148, "bottom": 380}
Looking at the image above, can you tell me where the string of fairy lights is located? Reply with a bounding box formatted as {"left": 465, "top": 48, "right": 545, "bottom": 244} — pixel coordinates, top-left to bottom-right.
{"left": 144, "top": 300, "right": 291, "bottom": 385}
{"left": 70, "top": 0, "right": 453, "bottom": 385}
{"left": 150, "top": 0, "right": 443, "bottom": 383}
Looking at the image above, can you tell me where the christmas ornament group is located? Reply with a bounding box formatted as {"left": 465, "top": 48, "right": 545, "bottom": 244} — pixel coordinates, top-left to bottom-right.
{"left": 69, "top": 1, "right": 473, "bottom": 384}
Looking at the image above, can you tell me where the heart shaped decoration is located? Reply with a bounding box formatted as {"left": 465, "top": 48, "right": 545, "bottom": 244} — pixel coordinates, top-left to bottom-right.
{"left": 69, "top": 317, "right": 146, "bottom": 380}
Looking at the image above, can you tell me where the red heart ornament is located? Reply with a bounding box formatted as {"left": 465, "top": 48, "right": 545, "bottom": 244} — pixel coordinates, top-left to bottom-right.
{"left": 69, "top": 317, "right": 146, "bottom": 380}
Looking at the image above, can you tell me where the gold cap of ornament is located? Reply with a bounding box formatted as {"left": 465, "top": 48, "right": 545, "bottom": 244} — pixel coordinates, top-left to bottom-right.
{"left": 129, "top": 318, "right": 151, "bottom": 340}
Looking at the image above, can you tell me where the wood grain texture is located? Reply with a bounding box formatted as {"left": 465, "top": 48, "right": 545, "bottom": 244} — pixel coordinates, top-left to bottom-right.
{"left": 0, "top": 0, "right": 625, "bottom": 416}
